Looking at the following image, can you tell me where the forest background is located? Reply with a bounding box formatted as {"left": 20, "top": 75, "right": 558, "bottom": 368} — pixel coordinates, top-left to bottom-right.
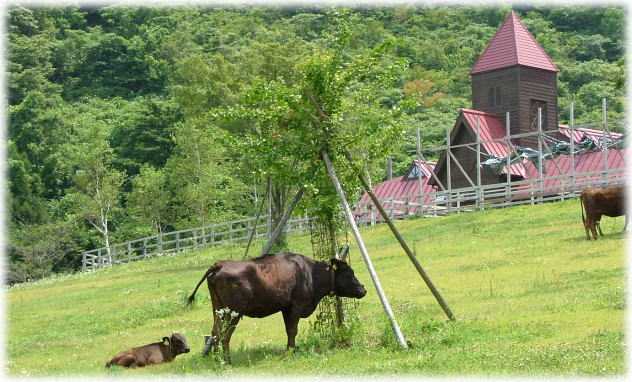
{"left": 6, "top": 5, "right": 625, "bottom": 283}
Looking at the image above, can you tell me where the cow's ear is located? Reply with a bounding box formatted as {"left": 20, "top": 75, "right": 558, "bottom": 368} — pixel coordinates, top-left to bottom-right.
{"left": 330, "top": 258, "right": 338, "bottom": 270}
{"left": 163, "top": 337, "right": 170, "bottom": 344}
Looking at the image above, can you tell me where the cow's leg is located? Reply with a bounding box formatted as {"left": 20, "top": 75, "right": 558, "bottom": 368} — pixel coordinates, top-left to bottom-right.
{"left": 282, "top": 309, "right": 300, "bottom": 350}
{"left": 583, "top": 214, "right": 592, "bottom": 240}
{"left": 597, "top": 219, "right": 604, "bottom": 237}
{"left": 589, "top": 218, "right": 599, "bottom": 240}
{"left": 220, "top": 314, "right": 242, "bottom": 364}
{"left": 117, "top": 354, "right": 137, "bottom": 368}
{"left": 203, "top": 291, "right": 222, "bottom": 356}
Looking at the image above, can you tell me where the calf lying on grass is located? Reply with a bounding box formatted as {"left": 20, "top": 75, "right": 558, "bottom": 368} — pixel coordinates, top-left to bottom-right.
{"left": 106, "top": 333, "right": 190, "bottom": 368}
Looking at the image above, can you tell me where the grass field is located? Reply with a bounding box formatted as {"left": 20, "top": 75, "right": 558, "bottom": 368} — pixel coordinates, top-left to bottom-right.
{"left": 6, "top": 199, "right": 626, "bottom": 376}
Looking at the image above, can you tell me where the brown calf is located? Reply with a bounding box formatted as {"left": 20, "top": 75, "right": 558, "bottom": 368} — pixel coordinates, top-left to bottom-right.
{"left": 105, "top": 333, "right": 190, "bottom": 368}
{"left": 580, "top": 185, "right": 627, "bottom": 240}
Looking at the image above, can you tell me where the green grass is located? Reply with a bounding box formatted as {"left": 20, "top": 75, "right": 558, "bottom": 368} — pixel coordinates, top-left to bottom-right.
{"left": 7, "top": 199, "right": 626, "bottom": 376}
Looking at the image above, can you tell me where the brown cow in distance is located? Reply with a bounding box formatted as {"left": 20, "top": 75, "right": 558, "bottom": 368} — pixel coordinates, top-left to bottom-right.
{"left": 187, "top": 252, "right": 367, "bottom": 363}
{"left": 580, "top": 185, "right": 627, "bottom": 240}
{"left": 106, "top": 333, "right": 190, "bottom": 368}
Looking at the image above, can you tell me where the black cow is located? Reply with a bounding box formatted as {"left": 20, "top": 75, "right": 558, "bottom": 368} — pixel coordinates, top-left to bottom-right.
{"left": 106, "top": 333, "right": 190, "bottom": 368}
{"left": 187, "top": 252, "right": 366, "bottom": 363}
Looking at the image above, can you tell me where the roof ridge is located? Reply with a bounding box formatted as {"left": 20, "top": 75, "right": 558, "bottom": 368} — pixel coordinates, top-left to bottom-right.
{"left": 471, "top": 11, "right": 558, "bottom": 74}
{"left": 510, "top": 11, "right": 520, "bottom": 70}
{"left": 460, "top": 108, "right": 500, "bottom": 117}
{"left": 512, "top": 11, "right": 559, "bottom": 72}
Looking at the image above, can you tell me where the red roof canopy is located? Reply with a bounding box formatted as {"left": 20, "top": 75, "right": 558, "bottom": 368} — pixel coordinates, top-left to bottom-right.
{"left": 471, "top": 11, "right": 558, "bottom": 75}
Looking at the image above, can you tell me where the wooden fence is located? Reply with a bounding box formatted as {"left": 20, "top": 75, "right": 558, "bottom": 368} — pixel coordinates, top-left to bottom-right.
{"left": 81, "top": 166, "right": 624, "bottom": 271}
{"left": 354, "top": 167, "right": 626, "bottom": 225}
{"left": 81, "top": 215, "right": 311, "bottom": 271}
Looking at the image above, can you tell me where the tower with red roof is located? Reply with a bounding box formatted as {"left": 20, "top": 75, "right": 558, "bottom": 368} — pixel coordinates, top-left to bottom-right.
{"left": 471, "top": 10, "right": 558, "bottom": 146}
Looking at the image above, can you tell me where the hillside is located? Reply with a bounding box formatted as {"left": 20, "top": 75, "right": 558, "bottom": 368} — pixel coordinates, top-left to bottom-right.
{"left": 7, "top": 200, "right": 625, "bottom": 376}
{"left": 7, "top": 5, "right": 626, "bottom": 282}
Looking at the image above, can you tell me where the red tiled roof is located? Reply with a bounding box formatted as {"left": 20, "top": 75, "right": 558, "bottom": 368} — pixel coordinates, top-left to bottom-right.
{"left": 408, "top": 159, "right": 435, "bottom": 179}
{"left": 461, "top": 108, "right": 528, "bottom": 177}
{"left": 471, "top": 11, "right": 558, "bottom": 74}
{"left": 354, "top": 161, "right": 437, "bottom": 217}
{"left": 558, "top": 124, "right": 623, "bottom": 144}
{"left": 522, "top": 148, "right": 626, "bottom": 193}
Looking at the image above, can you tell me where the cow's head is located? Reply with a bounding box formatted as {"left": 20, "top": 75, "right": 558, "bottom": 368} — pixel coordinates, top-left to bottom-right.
{"left": 330, "top": 258, "right": 367, "bottom": 299}
{"left": 164, "top": 333, "right": 190, "bottom": 355}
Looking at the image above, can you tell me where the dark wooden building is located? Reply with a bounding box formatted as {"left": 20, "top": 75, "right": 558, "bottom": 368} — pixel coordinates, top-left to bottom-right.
{"left": 432, "top": 10, "right": 563, "bottom": 189}
{"left": 355, "top": 10, "right": 624, "bottom": 211}
{"left": 470, "top": 11, "right": 559, "bottom": 147}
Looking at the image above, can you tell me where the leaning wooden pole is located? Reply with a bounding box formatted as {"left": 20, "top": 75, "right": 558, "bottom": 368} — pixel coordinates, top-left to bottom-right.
{"left": 260, "top": 186, "right": 305, "bottom": 255}
{"left": 322, "top": 150, "right": 408, "bottom": 349}
{"left": 344, "top": 150, "right": 455, "bottom": 321}
{"left": 243, "top": 178, "right": 270, "bottom": 259}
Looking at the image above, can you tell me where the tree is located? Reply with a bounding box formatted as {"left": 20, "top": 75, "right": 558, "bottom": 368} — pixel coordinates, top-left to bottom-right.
{"left": 62, "top": 109, "right": 124, "bottom": 264}
{"left": 128, "top": 165, "right": 169, "bottom": 235}
{"left": 164, "top": 118, "right": 247, "bottom": 228}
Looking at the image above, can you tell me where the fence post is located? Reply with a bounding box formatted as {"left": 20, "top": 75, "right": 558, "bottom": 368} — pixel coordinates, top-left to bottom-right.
{"left": 456, "top": 190, "right": 461, "bottom": 213}
{"left": 537, "top": 107, "right": 544, "bottom": 203}
{"left": 82, "top": 252, "right": 86, "bottom": 272}
{"left": 127, "top": 241, "right": 132, "bottom": 261}
{"left": 143, "top": 239, "right": 148, "bottom": 258}
{"left": 176, "top": 231, "right": 180, "bottom": 252}
{"left": 570, "top": 102, "right": 576, "bottom": 193}
{"left": 158, "top": 232, "right": 163, "bottom": 254}
{"left": 370, "top": 205, "right": 376, "bottom": 226}
{"left": 446, "top": 126, "right": 452, "bottom": 214}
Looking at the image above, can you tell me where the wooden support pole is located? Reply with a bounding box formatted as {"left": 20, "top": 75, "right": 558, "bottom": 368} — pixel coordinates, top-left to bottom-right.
{"left": 267, "top": 178, "right": 273, "bottom": 239}
{"left": 446, "top": 127, "right": 452, "bottom": 213}
{"left": 344, "top": 150, "right": 456, "bottom": 321}
{"left": 537, "top": 107, "right": 544, "bottom": 202}
{"left": 505, "top": 112, "right": 511, "bottom": 201}
{"left": 416, "top": 128, "right": 424, "bottom": 217}
{"left": 322, "top": 150, "right": 409, "bottom": 349}
{"left": 570, "top": 102, "right": 575, "bottom": 192}
{"left": 261, "top": 186, "right": 305, "bottom": 256}
{"left": 475, "top": 116, "right": 482, "bottom": 210}
{"left": 602, "top": 98, "right": 608, "bottom": 185}
{"left": 243, "top": 181, "right": 269, "bottom": 259}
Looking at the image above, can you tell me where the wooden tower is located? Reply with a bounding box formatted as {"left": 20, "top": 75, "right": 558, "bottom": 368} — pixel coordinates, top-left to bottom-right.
{"left": 470, "top": 11, "right": 558, "bottom": 147}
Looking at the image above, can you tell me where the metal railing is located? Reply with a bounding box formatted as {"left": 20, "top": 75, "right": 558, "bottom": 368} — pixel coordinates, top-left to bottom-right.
{"left": 354, "top": 167, "right": 625, "bottom": 225}
{"left": 82, "top": 166, "right": 624, "bottom": 271}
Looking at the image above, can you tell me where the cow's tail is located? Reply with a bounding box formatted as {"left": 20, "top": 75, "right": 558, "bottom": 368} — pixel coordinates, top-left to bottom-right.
{"left": 187, "top": 264, "right": 220, "bottom": 305}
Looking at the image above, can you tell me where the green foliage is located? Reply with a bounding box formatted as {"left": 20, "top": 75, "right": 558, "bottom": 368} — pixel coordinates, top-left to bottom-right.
{"left": 127, "top": 165, "right": 169, "bottom": 234}
{"left": 6, "top": 5, "right": 625, "bottom": 281}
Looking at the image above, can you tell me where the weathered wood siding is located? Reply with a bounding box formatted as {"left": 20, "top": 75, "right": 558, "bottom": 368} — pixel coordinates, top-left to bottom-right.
{"left": 437, "top": 121, "right": 500, "bottom": 189}
{"left": 517, "top": 66, "right": 558, "bottom": 147}
{"left": 471, "top": 65, "right": 558, "bottom": 147}
{"left": 471, "top": 66, "right": 520, "bottom": 139}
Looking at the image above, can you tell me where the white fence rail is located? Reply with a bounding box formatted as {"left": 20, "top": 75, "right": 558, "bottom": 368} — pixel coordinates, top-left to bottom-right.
{"left": 81, "top": 215, "right": 311, "bottom": 271}
{"left": 81, "top": 167, "right": 625, "bottom": 271}
{"left": 354, "top": 168, "right": 625, "bottom": 225}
